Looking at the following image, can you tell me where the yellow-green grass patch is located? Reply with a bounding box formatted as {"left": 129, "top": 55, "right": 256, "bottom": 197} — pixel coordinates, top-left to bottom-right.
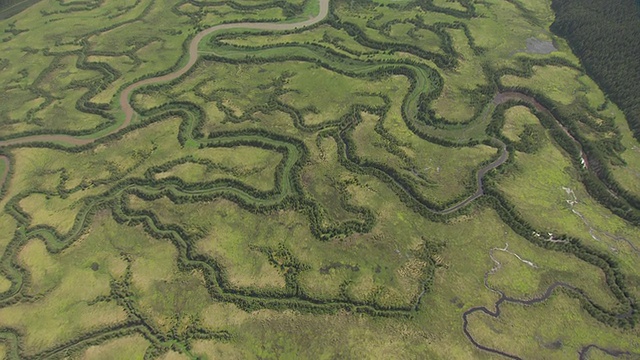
{"left": 432, "top": 0, "right": 467, "bottom": 11}
{"left": 0, "top": 275, "right": 11, "bottom": 293}
{"left": 19, "top": 192, "right": 86, "bottom": 234}
{"left": 78, "top": 212, "right": 213, "bottom": 335}
{"left": 0, "top": 213, "right": 17, "bottom": 254}
{"left": 1, "top": 239, "right": 126, "bottom": 355}
{"left": 486, "top": 240, "right": 621, "bottom": 310}
{"left": 4, "top": 117, "right": 253, "bottom": 210}
{"left": 154, "top": 146, "right": 283, "bottom": 192}
{"left": 200, "top": 6, "right": 284, "bottom": 26}
{"left": 218, "top": 24, "right": 380, "bottom": 57}
{"left": 431, "top": 29, "right": 487, "bottom": 123}
{"left": 1, "top": 89, "right": 45, "bottom": 124}
{"left": 501, "top": 66, "right": 582, "bottom": 105}
{"left": 0, "top": 0, "right": 180, "bottom": 138}
{"left": 157, "top": 350, "right": 190, "bottom": 360}
{"left": 301, "top": 136, "right": 364, "bottom": 223}
{"left": 80, "top": 334, "right": 150, "bottom": 360}
{"left": 198, "top": 303, "right": 439, "bottom": 359}
{"left": 39, "top": 55, "right": 100, "bottom": 96}
{"left": 191, "top": 339, "right": 249, "bottom": 360}
{"left": 35, "top": 87, "right": 107, "bottom": 131}
{"left": 608, "top": 101, "right": 640, "bottom": 199}
{"left": 469, "top": 0, "right": 560, "bottom": 64}
{"left": 279, "top": 62, "right": 388, "bottom": 126}
{"left": 502, "top": 105, "right": 540, "bottom": 141}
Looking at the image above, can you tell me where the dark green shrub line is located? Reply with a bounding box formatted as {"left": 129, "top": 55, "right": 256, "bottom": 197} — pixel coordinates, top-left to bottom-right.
{"left": 1, "top": 0, "right": 163, "bottom": 139}
{"left": 0, "top": 190, "right": 378, "bottom": 354}
{"left": 272, "top": 99, "right": 345, "bottom": 132}
{"left": 480, "top": 189, "right": 638, "bottom": 328}
{"left": 2, "top": 0, "right": 476, "bottom": 144}
{"left": 19, "top": 55, "right": 59, "bottom": 129}
{"left": 0, "top": 152, "right": 15, "bottom": 201}
{"left": 484, "top": 98, "right": 639, "bottom": 326}
{"left": 468, "top": 76, "right": 640, "bottom": 328}
{"left": 489, "top": 57, "right": 640, "bottom": 223}
{"left": 335, "top": 109, "right": 483, "bottom": 214}
{"left": 105, "top": 0, "right": 144, "bottom": 20}
{"left": 177, "top": 0, "right": 323, "bottom": 30}
{"left": 204, "top": 42, "right": 492, "bottom": 147}
{"left": 0, "top": 329, "right": 19, "bottom": 359}
{"left": 102, "top": 255, "right": 231, "bottom": 356}
{"left": 0, "top": 119, "right": 432, "bottom": 334}
{"left": 114, "top": 193, "right": 417, "bottom": 313}
{"left": 77, "top": 0, "right": 155, "bottom": 45}
{"left": 449, "top": 20, "right": 485, "bottom": 56}
{"left": 0, "top": 48, "right": 118, "bottom": 141}
{"left": 417, "top": 84, "right": 496, "bottom": 128}
{"left": 2, "top": 32, "right": 632, "bottom": 233}
{"left": 329, "top": 19, "right": 455, "bottom": 69}
{"left": 485, "top": 101, "right": 638, "bottom": 328}
{"left": 0, "top": 104, "right": 635, "bottom": 356}
{"left": 251, "top": 243, "right": 311, "bottom": 296}
{"left": 0, "top": 231, "right": 29, "bottom": 307}
{"left": 488, "top": 99, "right": 553, "bottom": 155}
{"left": 207, "top": 33, "right": 376, "bottom": 65}
{"left": 0, "top": 123, "right": 385, "bottom": 310}
{"left": 25, "top": 322, "right": 144, "bottom": 360}
{"left": 0, "top": 0, "right": 478, "bottom": 354}
{"left": 185, "top": 0, "right": 308, "bottom": 17}
{"left": 0, "top": 39, "right": 500, "bottom": 236}
{"left": 501, "top": 87, "right": 640, "bottom": 225}
{"left": 410, "top": 0, "right": 476, "bottom": 19}
{"left": 144, "top": 156, "right": 243, "bottom": 181}
{"left": 504, "top": 0, "right": 543, "bottom": 27}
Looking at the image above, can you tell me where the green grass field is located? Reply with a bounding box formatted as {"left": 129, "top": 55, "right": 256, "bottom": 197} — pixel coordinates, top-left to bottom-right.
{"left": 466, "top": 292, "right": 640, "bottom": 359}
{"left": 0, "top": 0, "right": 639, "bottom": 358}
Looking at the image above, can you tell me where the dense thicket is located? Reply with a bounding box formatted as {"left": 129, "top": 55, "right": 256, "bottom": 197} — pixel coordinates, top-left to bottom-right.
{"left": 551, "top": 0, "right": 640, "bottom": 140}
{"left": 0, "top": 0, "right": 39, "bottom": 19}
{"left": 0, "top": 0, "right": 26, "bottom": 9}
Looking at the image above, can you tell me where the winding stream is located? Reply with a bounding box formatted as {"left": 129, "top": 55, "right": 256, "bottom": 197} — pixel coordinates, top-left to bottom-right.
{"left": 0, "top": 0, "right": 329, "bottom": 195}
{"left": 462, "top": 280, "right": 637, "bottom": 359}
{"left": 0, "top": 0, "right": 595, "bottom": 218}
{"left": 462, "top": 282, "right": 573, "bottom": 360}
{"left": 0, "top": 0, "right": 509, "bottom": 216}
{"left": 495, "top": 92, "right": 589, "bottom": 169}
{"left": 0, "top": 2, "right": 633, "bottom": 357}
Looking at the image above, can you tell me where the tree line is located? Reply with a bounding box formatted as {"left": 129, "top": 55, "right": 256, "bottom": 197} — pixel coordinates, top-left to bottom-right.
{"left": 0, "top": 0, "right": 39, "bottom": 20}
{"left": 551, "top": 0, "right": 640, "bottom": 141}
